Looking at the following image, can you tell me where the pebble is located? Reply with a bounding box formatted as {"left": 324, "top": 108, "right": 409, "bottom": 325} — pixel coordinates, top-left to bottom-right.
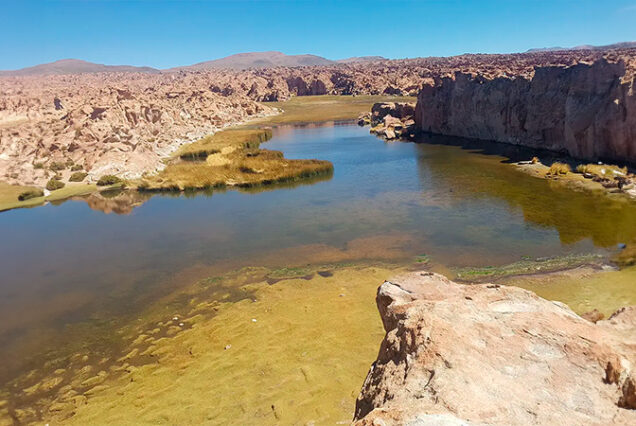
{"left": 224, "top": 344, "right": 231, "bottom": 350}
{"left": 172, "top": 316, "right": 179, "bottom": 321}
{"left": 252, "top": 318, "right": 257, "bottom": 322}
{"left": 618, "top": 243, "right": 627, "bottom": 249}
{"left": 179, "top": 322, "right": 184, "bottom": 327}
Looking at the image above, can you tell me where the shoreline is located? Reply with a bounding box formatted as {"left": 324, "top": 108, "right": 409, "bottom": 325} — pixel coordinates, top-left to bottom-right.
{"left": 2, "top": 100, "right": 635, "bottom": 424}
{"left": 0, "top": 95, "right": 408, "bottom": 213}
{"left": 3, "top": 252, "right": 634, "bottom": 425}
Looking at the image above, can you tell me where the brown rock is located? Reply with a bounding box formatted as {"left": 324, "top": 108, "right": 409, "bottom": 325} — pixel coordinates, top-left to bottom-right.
{"left": 415, "top": 57, "right": 636, "bottom": 163}
{"left": 582, "top": 309, "right": 606, "bottom": 323}
{"left": 354, "top": 272, "right": 636, "bottom": 425}
{"left": 3, "top": 47, "right": 636, "bottom": 187}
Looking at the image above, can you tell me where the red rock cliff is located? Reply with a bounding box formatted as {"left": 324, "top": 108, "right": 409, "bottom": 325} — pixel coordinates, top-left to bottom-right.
{"left": 415, "top": 58, "right": 636, "bottom": 163}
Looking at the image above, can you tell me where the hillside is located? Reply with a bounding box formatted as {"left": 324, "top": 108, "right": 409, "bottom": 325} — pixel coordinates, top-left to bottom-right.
{"left": 0, "top": 59, "right": 159, "bottom": 76}
{"left": 174, "top": 51, "right": 335, "bottom": 70}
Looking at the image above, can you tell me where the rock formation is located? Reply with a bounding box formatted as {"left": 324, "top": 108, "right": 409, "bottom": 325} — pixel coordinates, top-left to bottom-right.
{"left": 415, "top": 54, "right": 636, "bottom": 164}
{"left": 363, "top": 102, "right": 416, "bottom": 140}
{"left": 354, "top": 272, "right": 636, "bottom": 425}
{"left": 0, "top": 73, "right": 275, "bottom": 186}
{"left": 0, "top": 63, "right": 424, "bottom": 187}
{"left": 3, "top": 47, "right": 636, "bottom": 188}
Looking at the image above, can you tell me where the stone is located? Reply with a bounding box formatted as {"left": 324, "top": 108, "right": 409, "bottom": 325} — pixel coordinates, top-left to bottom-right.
{"left": 582, "top": 309, "right": 605, "bottom": 323}
{"left": 4, "top": 48, "right": 636, "bottom": 187}
{"left": 415, "top": 57, "right": 636, "bottom": 164}
{"left": 353, "top": 272, "right": 636, "bottom": 425}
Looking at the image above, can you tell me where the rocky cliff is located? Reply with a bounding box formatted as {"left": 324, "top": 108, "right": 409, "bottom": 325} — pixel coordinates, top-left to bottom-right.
{"left": 0, "top": 64, "right": 424, "bottom": 187}
{"left": 354, "top": 272, "right": 636, "bottom": 425}
{"left": 4, "top": 48, "right": 636, "bottom": 188}
{"left": 0, "top": 73, "right": 276, "bottom": 186}
{"left": 415, "top": 57, "right": 636, "bottom": 164}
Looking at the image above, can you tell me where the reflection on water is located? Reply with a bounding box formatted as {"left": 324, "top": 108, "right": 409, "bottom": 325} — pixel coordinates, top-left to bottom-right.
{"left": 1, "top": 123, "right": 636, "bottom": 386}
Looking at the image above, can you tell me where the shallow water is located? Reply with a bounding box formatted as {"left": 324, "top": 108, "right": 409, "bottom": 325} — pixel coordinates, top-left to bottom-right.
{"left": 2, "top": 122, "right": 636, "bottom": 414}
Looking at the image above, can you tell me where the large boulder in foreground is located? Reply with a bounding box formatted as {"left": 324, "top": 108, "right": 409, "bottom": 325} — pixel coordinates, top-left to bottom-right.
{"left": 354, "top": 272, "right": 636, "bottom": 425}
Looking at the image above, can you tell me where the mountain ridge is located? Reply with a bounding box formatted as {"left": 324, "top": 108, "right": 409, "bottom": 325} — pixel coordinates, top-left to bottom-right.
{"left": 0, "top": 59, "right": 160, "bottom": 76}
{"left": 527, "top": 41, "right": 636, "bottom": 52}
{"left": 3, "top": 42, "right": 635, "bottom": 76}
{"left": 170, "top": 51, "right": 336, "bottom": 71}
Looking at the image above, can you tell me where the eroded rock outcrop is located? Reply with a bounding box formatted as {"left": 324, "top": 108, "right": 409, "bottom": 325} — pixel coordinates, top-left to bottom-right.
{"left": 415, "top": 57, "right": 636, "bottom": 164}
{"left": 0, "top": 73, "right": 275, "bottom": 186}
{"left": 3, "top": 47, "right": 636, "bottom": 188}
{"left": 354, "top": 272, "right": 636, "bottom": 425}
{"left": 363, "top": 102, "right": 416, "bottom": 140}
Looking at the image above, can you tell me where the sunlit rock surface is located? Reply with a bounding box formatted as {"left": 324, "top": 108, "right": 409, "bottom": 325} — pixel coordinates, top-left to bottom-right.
{"left": 415, "top": 54, "right": 636, "bottom": 163}
{"left": 354, "top": 272, "right": 636, "bottom": 425}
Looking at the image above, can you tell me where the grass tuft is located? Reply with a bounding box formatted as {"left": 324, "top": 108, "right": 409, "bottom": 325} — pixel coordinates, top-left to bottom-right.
{"left": 46, "top": 179, "right": 65, "bottom": 191}
{"left": 547, "top": 162, "right": 571, "bottom": 175}
{"left": 69, "top": 172, "right": 88, "bottom": 182}
{"left": 49, "top": 161, "right": 66, "bottom": 172}
{"left": 575, "top": 164, "right": 627, "bottom": 179}
{"left": 97, "top": 175, "right": 122, "bottom": 186}
{"left": 18, "top": 189, "right": 44, "bottom": 201}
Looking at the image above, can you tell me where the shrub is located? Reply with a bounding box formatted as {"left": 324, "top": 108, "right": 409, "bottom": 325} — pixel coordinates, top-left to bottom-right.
{"left": 96, "top": 175, "right": 122, "bottom": 186}
{"left": 70, "top": 164, "right": 84, "bottom": 171}
{"left": 33, "top": 162, "right": 44, "bottom": 169}
{"left": 18, "top": 189, "right": 44, "bottom": 201}
{"left": 548, "top": 162, "right": 571, "bottom": 175}
{"left": 69, "top": 172, "right": 87, "bottom": 182}
{"left": 575, "top": 164, "right": 627, "bottom": 179}
{"left": 49, "top": 161, "right": 66, "bottom": 171}
{"left": 46, "top": 179, "right": 65, "bottom": 191}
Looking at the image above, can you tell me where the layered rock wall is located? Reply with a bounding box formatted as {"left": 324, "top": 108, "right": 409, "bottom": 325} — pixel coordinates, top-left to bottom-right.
{"left": 415, "top": 58, "right": 636, "bottom": 163}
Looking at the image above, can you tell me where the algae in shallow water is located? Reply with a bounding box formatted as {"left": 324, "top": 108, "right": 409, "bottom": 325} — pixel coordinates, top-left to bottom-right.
{"left": 34, "top": 266, "right": 394, "bottom": 425}
{"left": 453, "top": 253, "right": 605, "bottom": 281}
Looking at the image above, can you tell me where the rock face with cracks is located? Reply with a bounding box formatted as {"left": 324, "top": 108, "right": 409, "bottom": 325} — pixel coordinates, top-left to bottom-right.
{"left": 3, "top": 47, "right": 636, "bottom": 188}
{"left": 353, "top": 272, "right": 636, "bottom": 425}
{"left": 415, "top": 57, "right": 636, "bottom": 164}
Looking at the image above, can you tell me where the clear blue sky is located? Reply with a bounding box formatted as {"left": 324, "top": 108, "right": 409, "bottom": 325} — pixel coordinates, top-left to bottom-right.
{"left": 2, "top": 0, "right": 636, "bottom": 70}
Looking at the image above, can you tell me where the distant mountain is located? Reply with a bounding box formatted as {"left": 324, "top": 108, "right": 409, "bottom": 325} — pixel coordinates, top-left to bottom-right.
{"left": 1, "top": 52, "right": 391, "bottom": 76}
{"left": 173, "top": 51, "right": 336, "bottom": 71}
{"left": 336, "top": 56, "right": 387, "bottom": 63}
{"left": 527, "top": 41, "right": 636, "bottom": 53}
{"left": 0, "top": 59, "right": 159, "bottom": 76}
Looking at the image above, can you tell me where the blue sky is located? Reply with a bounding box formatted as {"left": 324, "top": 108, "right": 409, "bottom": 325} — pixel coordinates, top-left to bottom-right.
{"left": 2, "top": 0, "right": 635, "bottom": 70}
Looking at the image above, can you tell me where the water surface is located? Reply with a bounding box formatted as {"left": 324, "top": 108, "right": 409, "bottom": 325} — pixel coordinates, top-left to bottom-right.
{"left": 2, "top": 122, "right": 636, "bottom": 386}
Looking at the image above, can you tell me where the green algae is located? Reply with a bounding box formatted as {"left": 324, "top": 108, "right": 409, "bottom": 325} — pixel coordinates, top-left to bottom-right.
{"left": 3, "top": 263, "right": 398, "bottom": 425}
{"left": 453, "top": 253, "right": 605, "bottom": 282}
{"left": 3, "top": 255, "right": 636, "bottom": 425}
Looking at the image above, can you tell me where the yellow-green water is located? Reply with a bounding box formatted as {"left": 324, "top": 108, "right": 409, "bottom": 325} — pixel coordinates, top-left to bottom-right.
{"left": 2, "top": 124, "right": 636, "bottom": 424}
